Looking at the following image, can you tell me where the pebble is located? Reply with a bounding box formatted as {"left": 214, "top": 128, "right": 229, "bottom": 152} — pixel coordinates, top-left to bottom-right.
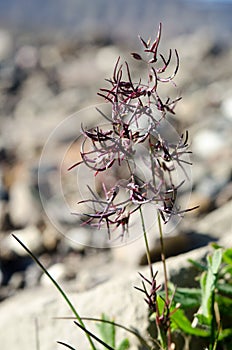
{"left": 40, "top": 263, "right": 67, "bottom": 286}
{"left": 15, "top": 45, "right": 38, "bottom": 69}
{"left": 9, "top": 180, "right": 39, "bottom": 227}
{"left": 9, "top": 226, "right": 43, "bottom": 256}
{"left": 0, "top": 29, "right": 13, "bottom": 61}
{"left": 65, "top": 228, "right": 92, "bottom": 251}
{"left": 221, "top": 96, "right": 232, "bottom": 121}
{"left": 192, "top": 129, "right": 226, "bottom": 159}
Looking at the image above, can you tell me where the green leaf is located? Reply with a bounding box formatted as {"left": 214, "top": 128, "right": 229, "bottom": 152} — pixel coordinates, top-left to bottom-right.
{"left": 96, "top": 314, "right": 115, "bottom": 348}
{"left": 172, "top": 288, "right": 201, "bottom": 309}
{"left": 222, "top": 248, "right": 232, "bottom": 265}
{"left": 211, "top": 248, "right": 222, "bottom": 275}
{"left": 217, "top": 283, "right": 232, "bottom": 298}
{"left": 170, "top": 308, "right": 210, "bottom": 337}
{"left": 200, "top": 249, "right": 222, "bottom": 319}
{"left": 218, "top": 328, "right": 232, "bottom": 341}
{"left": 194, "top": 313, "right": 211, "bottom": 327}
{"left": 188, "top": 258, "right": 207, "bottom": 272}
{"left": 156, "top": 295, "right": 165, "bottom": 315}
{"left": 117, "top": 338, "right": 130, "bottom": 350}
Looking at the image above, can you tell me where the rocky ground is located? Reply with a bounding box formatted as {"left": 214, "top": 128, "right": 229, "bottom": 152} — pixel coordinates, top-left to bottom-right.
{"left": 0, "top": 26, "right": 232, "bottom": 349}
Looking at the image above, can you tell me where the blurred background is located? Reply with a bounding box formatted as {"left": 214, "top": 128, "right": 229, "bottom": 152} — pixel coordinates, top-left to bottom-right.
{"left": 0, "top": 0, "right": 232, "bottom": 304}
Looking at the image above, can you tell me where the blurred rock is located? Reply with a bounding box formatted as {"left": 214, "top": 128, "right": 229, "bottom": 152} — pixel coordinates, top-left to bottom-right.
{"left": 1, "top": 244, "right": 229, "bottom": 350}
{"left": 39, "top": 44, "right": 62, "bottom": 69}
{"left": 9, "top": 180, "right": 39, "bottom": 227}
{"left": 215, "top": 182, "right": 232, "bottom": 208}
{"left": 0, "top": 29, "right": 13, "bottom": 61}
{"left": 192, "top": 129, "right": 226, "bottom": 159}
{"left": 221, "top": 95, "right": 232, "bottom": 121}
{"left": 15, "top": 45, "right": 38, "bottom": 69}
{"left": 9, "top": 226, "right": 43, "bottom": 256}
{"left": 186, "top": 191, "right": 212, "bottom": 216}
{"left": 65, "top": 228, "right": 92, "bottom": 252}
{"left": 8, "top": 271, "right": 24, "bottom": 290}
{"left": 95, "top": 45, "right": 121, "bottom": 73}
{"left": 40, "top": 263, "right": 67, "bottom": 286}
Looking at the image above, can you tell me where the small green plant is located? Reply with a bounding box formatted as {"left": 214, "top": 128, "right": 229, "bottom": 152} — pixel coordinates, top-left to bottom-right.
{"left": 95, "top": 314, "right": 130, "bottom": 350}
{"left": 12, "top": 24, "right": 232, "bottom": 350}
{"left": 164, "top": 246, "right": 232, "bottom": 349}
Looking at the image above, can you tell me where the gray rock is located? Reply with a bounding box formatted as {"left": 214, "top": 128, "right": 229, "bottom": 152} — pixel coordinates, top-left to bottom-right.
{"left": 40, "top": 263, "right": 67, "bottom": 286}
{"left": 0, "top": 244, "right": 227, "bottom": 350}
{"left": 9, "top": 180, "right": 40, "bottom": 227}
{"left": 65, "top": 228, "right": 92, "bottom": 251}
{"left": 0, "top": 30, "right": 13, "bottom": 61}
{"left": 194, "top": 199, "right": 232, "bottom": 240}
{"left": 8, "top": 226, "right": 43, "bottom": 256}
{"left": 221, "top": 96, "right": 232, "bottom": 121}
{"left": 192, "top": 129, "right": 225, "bottom": 159}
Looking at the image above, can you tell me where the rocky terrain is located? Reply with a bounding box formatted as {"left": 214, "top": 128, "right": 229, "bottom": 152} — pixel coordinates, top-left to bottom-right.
{"left": 0, "top": 25, "right": 232, "bottom": 349}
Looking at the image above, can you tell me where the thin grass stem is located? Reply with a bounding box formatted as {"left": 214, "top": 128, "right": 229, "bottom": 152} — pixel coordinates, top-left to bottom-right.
{"left": 12, "top": 234, "right": 97, "bottom": 350}
{"left": 139, "top": 206, "right": 154, "bottom": 279}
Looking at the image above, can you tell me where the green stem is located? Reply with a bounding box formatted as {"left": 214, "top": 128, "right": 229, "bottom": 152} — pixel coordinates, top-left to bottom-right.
{"left": 139, "top": 206, "right": 153, "bottom": 279}
{"left": 12, "top": 234, "right": 97, "bottom": 350}
{"left": 157, "top": 212, "right": 169, "bottom": 304}
{"left": 157, "top": 211, "right": 172, "bottom": 350}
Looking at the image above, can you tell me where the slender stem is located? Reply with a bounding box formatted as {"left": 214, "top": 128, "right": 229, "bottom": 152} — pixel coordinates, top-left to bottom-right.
{"left": 157, "top": 212, "right": 169, "bottom": 303}
{"left": 157, "top": 211, "right": 171, "bottom": 350}
{"left": 12, "top": 234, "right": 97, "bottom": 350}
{"left": 139, "top": 206, "right": 154, "bottom": 279}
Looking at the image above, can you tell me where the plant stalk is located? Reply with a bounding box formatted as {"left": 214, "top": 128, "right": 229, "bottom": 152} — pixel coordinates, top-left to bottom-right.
{"left": 139, "top": 206, "right": 154, "bottom": 279}
{"left": 12, "top": 234, "right": 97, "bottom": 350}
{"left": 157, "top": 211, "right": 172, "bottom": 350}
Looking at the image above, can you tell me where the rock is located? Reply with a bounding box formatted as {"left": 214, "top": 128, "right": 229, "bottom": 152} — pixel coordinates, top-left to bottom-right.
{"left": 221, "top": 96, "right": 232, "bottom": 121}
{"left": 95, "top": 45, "right": 121, "bottom": 74}
{"left": 0, "top": 30, "right": 13, "bottom": 61}
{"left": 65, "top": 228, "right": 92, "bottom": 252}
{"left": 215, "top": 182, "right": 232, "bottom": 208}
{"left": 192, "top": 129, "right": 225, "bottom": 159}
{"left": 9, "top": 226, "right": 43, "bottom": 256}
{"left": 185, "top": 191, "right": 212, "bottom": 216}
{"left": 9, "top": 180, "right": 39, "bottom": 227}
{"left": 40, "top": 263, "right": 67, "bottom": 286}
{"left": 8, "top": 271, "right": 24, "bottom": 290}
{"left": 194, "top": 199, "right": 232, "bottom": 240}
{"left": 0, "top": 267, "right": 3, "bottom": 286}
{"left": 39, "top": 45, "right": 62, "bottom": 69}
{"left": 15, "top": 45, "right": 38, "bottom": 69}
{"left": 0, "top": 244, "right": 228, "bottom": 350}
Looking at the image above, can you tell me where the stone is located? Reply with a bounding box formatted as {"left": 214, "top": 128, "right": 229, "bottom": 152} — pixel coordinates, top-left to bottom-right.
{"left": 0, "top": 30, "right": 13, "bottom": 61}
{"left": 0, "top": 244, "right": 226, "bottom": 350}
{"left": 192, "top": 129, "right": 225, "bottom": 159}
{"left": 39, "top": 45, "right": 62, "bottom": 69}
{"left": 8, "top": 168, "right": 40, "bottom": 227}
{"left": 8, "top": 226, "right": 43, "bottom": 256}
{"left": 221, "top": 96, "right": 232, "bottom": 121}
{"left": 194, "top": 199, "right": 232, "bottom": 241}
{"left": 40, "top": 263, "right": 68, "bottom": 286}
{"left": 15, "top": 45, "right": 38, "bottom": 69}
{"left": 65, "top": 228, "right": 92, "bottom": 252}
{"left": 215, "top": 182, "right": 232, "bottom": 208}
{"left": 95, "top": 45, "right": 121, "bottom": 74}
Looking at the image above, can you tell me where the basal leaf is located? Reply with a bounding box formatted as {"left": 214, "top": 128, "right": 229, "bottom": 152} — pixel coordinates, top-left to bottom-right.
{"left": 222, "top": 248, "right": 232, "bottom": 265}
{"left": 96, "top": 314, "right": 115, "bottom": 348}
{"left": 171, "top": 308, "right": 209, "bottom": 337}
{"left": 217, "top": 283, "right": 232, "bottom": 298}
{"left": 117, "top": 338, "right": 130, "bottom": 350}
{"left": 211, "top": 248, "right": 222, "bottom": 275}
{"left": 173, "top": 288, "right": 201, "bottom": 309}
